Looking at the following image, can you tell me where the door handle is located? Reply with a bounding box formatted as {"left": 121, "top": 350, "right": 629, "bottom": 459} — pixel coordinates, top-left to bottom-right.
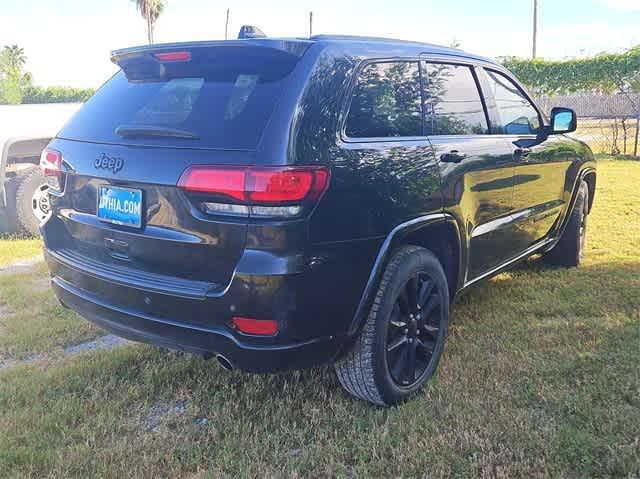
{"left": 514, "top": 147, "right": 532, "bottom": 160}
{"left": 440, "top": 150, "right": 467, "bottom": 163}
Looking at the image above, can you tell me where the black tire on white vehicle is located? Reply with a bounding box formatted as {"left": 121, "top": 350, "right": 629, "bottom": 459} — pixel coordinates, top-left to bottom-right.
{"left": 7, "top": 167, "right": 50, "bottom": 236}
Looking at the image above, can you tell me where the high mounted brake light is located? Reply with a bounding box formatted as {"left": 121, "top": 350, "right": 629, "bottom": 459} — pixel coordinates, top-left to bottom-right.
{"left": 153, "top": 51, "right": 191, "bottom": 62}
{"left": 178, "top": 166, "right": 329, "bottom": 218}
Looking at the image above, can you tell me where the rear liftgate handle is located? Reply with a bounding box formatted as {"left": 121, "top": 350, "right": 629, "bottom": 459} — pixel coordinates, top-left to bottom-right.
{"left": 104, "top": 237, "right": 130, "bottom": 261}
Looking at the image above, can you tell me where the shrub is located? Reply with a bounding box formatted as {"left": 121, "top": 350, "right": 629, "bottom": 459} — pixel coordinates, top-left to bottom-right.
{"left": 21, "top": 85, "right": 95, "bottom": 104}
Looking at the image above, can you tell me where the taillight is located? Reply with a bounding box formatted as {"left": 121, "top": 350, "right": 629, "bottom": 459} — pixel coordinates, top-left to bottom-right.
{"left": 39, "top": 148, "right": 64, "bottom": 191}
{"left": 178, "top": 166, "right": 329, "bottom": 218}
{"left": 178, "top": 167, "right": 245, "bottom": 201}
{"left": 232, "top": 317, "right": 278, "bottom": 336}
{"left": 247, "top": 169, "right": 319, "bottom": 203}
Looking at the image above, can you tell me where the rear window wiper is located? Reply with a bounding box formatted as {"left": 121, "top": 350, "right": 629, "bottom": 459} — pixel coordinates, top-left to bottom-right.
{"left": 115, "top": 125, "right": 199, "bottom": 139}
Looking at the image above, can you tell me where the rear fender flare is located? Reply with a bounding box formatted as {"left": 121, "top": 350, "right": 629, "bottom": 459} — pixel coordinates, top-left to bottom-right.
{"left": 545, "top": 166, "right": 597, "bottom": 252}
{"left": 346, "top": 213, "right": 464, "bottom": 337}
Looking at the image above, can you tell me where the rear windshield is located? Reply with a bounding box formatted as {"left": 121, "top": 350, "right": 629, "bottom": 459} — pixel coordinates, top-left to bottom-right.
{"left": 58, "top": 46, "right": 300, "bottom": 150}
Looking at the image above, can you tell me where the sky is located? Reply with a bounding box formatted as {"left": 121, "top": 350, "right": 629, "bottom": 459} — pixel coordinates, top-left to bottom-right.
{"left": 1, "top": 0, "right": 639, "bottom": 88}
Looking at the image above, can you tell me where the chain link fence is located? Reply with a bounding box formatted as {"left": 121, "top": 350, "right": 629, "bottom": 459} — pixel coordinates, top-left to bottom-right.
{"left": 536, "top": 94, "right": 640, "bottom": 156}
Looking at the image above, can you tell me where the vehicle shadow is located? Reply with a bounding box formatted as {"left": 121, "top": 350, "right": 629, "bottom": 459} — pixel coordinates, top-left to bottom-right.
{"left": 158, "top": 257, "right": 639, "bottom": 411}
{"left": 3, "top": 258, "right": 638, "bottom": 477}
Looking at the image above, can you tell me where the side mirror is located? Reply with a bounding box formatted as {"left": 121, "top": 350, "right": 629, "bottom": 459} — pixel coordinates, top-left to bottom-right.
{"left": 549, "top": 107, "right": 577, "bottom": 134}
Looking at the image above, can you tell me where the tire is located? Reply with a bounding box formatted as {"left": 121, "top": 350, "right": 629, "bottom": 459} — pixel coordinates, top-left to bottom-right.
{"left": 7, "top": 167, "right": 50, "bottom": 236}
{"left": 335, "top": 245, "right": 450, "bottom": 406}
{"left": 3, "top": 175, "right": 21, "bottom": 233}
{"left": 545, "top": 180, "right": 589, "bottom": 267}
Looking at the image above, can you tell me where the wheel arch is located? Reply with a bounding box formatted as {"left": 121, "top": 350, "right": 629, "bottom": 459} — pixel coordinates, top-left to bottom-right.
{"left": 347, "top": 213, "right": 464, "bottom": 336}
{"left": 1, "top": 137, "right": 52, "bottom": 208}
{"left": 401, "top": 221, "right": 462, "bottom": 301}
{"left": 544, "top": 165, "right": 596, "bottom": 255}
{"left": 583, "top": 170, "right": 596, "bottom": 213}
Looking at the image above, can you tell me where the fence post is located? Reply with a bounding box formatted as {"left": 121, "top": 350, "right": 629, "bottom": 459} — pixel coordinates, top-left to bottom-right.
{"left": 635, "top": 115, "right": 640, "bottom": 157}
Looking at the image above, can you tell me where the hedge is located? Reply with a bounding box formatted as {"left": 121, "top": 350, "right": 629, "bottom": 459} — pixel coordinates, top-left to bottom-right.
{"left": 500, "top": 47, "right": 640, "bottom": 95}
{"left": 21, "top": 85, "right": 95, "bottom": 104}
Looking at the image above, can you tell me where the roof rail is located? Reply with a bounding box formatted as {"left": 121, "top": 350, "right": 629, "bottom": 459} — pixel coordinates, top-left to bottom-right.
{"left": 309, "top": 34, "right": 452, "bottom": 48}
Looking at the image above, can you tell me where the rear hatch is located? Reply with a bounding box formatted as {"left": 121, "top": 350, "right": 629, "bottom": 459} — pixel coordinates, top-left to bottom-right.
{"left": 45, "top": 41, "right": 311, "bottom": 290}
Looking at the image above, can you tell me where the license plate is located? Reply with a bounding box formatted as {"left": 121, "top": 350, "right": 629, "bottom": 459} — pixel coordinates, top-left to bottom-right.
{"left": 97, "top": 185, "right": 143, "bottom": 228}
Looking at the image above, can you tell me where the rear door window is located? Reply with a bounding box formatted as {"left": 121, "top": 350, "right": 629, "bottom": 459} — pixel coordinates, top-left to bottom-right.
{"left": 345, "top": 61, "right": 422, "bottom": 138}
{"left": 422, "top": 63, "right": 488, "bottom": 136}
{"left": 57, "top": 47, "right": 301, "bottom": 150}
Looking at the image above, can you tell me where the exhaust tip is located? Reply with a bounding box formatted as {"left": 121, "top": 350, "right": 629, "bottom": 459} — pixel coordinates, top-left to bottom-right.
{"left": 215, "top": 354, "right": 234, "bottom": 371}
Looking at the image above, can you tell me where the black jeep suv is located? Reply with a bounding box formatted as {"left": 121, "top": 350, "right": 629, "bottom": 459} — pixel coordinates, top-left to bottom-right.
{"left": 41, "top": 35, "right": 596, "bottom": 406}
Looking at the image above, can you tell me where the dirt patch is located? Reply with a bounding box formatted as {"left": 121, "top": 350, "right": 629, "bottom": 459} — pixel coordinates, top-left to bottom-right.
{"left": 0, "top": 305, "right": 13, "bottom": 339}
{"left": 63, "top": 334, "right": 130, "bottom": 355}
{"left": 0, "top": 334, "right": 130, "bottom": 371}
{"left": 138, "top": 400, "right": 212, "bottom": 434}
{"left": 0, "top": 255, "right": 43, "bottom": 276}
{"left": 143, "top": 400, "right": 189, "bottom": 432}
{"left": 0, "top": 303, "right": 13, "bottom": 318}
{"left": 23, "top": 353, "right": 47, "bottom": 363}
{"left": 0, "top": 358, "right": 18, "bottom": 369}
{"left": 31, "top": 277, "right": 51, "bottom": 291}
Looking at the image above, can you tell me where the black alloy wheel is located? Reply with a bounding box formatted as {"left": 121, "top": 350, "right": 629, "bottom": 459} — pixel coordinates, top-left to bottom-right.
{"left": 386, "top": 272, "right": 443, "bottom": 387}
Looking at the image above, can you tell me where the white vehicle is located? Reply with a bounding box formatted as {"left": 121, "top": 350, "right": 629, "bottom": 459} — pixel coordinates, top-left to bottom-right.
{"left": 0, "top": 103, "right": 81, "bottom": 235}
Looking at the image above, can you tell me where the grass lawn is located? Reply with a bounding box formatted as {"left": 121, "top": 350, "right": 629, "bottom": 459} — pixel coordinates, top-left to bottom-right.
{"left": 0, "top": 159, "right": 638, "bottom": 477}
{"left": 0, "top": 262, "right": 100, "bottom": 360}
{"left": 0, "top": 237, "right": 42, "bottom": 267}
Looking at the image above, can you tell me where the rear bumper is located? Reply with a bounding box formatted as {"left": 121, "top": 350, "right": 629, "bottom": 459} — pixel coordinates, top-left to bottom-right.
{"left": 46, "top": 250, "right": 346, "bottom": 373}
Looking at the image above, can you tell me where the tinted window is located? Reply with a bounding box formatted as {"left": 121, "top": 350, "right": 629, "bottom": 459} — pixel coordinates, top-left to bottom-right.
{"left": 345, "top": 62, "right": 422, "bottom": 138}
{"left": 484, "top": 69, "right": 541, "bottom": 135}
{"left": 58, "top": 47, "right": 299, "bottom": 150}
{"left": 423, "top": 63, "right": 487, "bottom": 135}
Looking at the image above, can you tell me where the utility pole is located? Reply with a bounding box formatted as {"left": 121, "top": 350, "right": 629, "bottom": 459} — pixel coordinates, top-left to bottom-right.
{"left": 532, "top": 0, "right": 538, "bottom": 59}
{"left": 309, "top": 11, "right": 313, "bottom": 37}
{"left": 225, "top": 8, "right": 230, "bottom": 40}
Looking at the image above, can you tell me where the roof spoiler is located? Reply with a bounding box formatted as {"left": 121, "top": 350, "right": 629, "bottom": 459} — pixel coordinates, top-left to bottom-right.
{"left": 111, "top": 39, "right": 311, "bottom": 66}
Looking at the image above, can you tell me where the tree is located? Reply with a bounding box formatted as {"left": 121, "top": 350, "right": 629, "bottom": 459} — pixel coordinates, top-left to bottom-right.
{"left": 0, "top": 45, "right": 30, "bottom": 104}
{"left": 500, "top": 46, "right": 640, "bottom": 96}
{"left": 132, "top": 0, "right": 166, "bottom": 44}
{"left": 501, "top": 46, "right": 640, "bottom": 157}
{"left": 1, "top": 45, "right": 26, "bottom": 73}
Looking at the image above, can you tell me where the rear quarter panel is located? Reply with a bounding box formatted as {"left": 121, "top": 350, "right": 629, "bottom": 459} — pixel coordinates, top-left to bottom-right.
{"left": 554, "top": 135, "right": 596, "bottom": 231}
{"left": 288, "top": 49, "right": 444, "bottom": 337}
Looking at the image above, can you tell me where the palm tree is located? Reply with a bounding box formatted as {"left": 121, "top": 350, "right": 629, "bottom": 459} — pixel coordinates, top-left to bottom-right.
{"left": 1, "top": 45, "right": 26, "bottom": 74}
{"left": 132, "top": 0, "right": 166, "bottom": 44}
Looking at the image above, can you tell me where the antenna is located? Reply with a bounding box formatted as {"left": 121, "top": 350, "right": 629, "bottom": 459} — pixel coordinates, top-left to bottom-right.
{"left": 309, "top": 11, "right": 313, "bottom": 37}
{"left": 225, "top": 8, "right": 230, "bottom": 40}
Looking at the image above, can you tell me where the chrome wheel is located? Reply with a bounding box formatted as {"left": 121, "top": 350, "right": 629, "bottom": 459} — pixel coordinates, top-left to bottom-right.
{"left": 31, "top": 183, "right": 51, "bottom": 224}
